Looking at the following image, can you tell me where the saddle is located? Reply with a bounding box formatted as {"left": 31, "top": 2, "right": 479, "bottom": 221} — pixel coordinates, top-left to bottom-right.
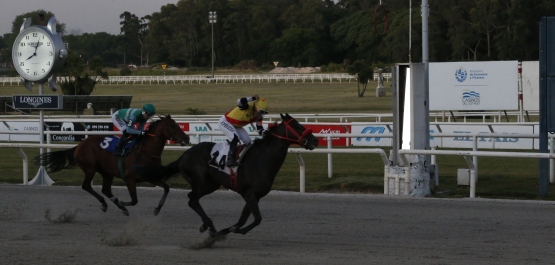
{"left": 208, "top": 142, "right": 254, "bottom": 191}
{"left": 209, "top": 142, "right": 253, "bottom": 172}
{"left": 100, "top": 136, "right": 137, "bottom": 156}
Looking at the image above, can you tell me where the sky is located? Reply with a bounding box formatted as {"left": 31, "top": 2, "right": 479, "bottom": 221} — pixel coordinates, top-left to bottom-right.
{"left": 0, "top": 0, "right": 179, "bottom": 36}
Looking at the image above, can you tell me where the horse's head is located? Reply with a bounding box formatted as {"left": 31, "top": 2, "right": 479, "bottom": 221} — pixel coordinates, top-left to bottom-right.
{"left": 269, "top": 113, "right": 318, "bottom": 150}
{"left": 147, "top": 114, "right": 190, "bottom": 146}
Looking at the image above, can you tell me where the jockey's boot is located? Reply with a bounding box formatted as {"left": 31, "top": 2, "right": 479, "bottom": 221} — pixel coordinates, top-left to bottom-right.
{"left": 226, "top": 135, "right": 239, "bottom": 167}
{"left": 114, "top": 132, "right": 128, "bottom": 156}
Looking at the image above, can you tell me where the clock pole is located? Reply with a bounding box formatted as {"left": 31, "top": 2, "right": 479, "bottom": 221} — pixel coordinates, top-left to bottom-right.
{"left": 28, "top": 82, "right": 55, "bottom": 186}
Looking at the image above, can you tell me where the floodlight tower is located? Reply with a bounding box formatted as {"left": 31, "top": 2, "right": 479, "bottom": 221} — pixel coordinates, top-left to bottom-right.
{"left": 209, "top": 11, "right": 217, "bottom": 78}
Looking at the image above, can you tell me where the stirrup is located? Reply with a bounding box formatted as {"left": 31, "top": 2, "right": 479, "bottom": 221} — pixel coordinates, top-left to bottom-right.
{"left": 226, "top": 159, "right": 238, "bottom": 167}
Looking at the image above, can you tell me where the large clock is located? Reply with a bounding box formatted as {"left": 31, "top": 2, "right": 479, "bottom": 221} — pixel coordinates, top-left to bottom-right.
{"left": 12, "top": 17, "right": 68, "bottom": 90}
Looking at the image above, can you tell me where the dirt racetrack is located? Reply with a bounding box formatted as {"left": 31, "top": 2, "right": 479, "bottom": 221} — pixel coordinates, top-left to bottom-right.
{"left": 1, "top": 184, "right": 555, "bottom": 265}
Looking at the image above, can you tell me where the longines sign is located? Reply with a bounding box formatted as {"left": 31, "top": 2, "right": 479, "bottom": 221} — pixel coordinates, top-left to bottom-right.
{"left": 12, "top": 95, "right": 63, "bottom": 110}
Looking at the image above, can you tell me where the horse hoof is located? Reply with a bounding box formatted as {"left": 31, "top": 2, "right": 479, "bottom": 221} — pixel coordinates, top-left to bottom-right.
{"left": 153, "top": 208, "right": 160, "bottom": 216}
{"left": 122, "top": 210, "right": 129, "bottom": 216}
{"left": 101, "top": 205, "right": 108, "bottom": 212}
{"left": 199, "top": 224, "right": 207, "bottom": 233}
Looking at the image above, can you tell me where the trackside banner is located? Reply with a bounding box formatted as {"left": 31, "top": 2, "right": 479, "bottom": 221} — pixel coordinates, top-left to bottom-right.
{"left": 351, "top": 125, "right": 392, "bottom": 147}
{"left": 429, "top": 61, "right": 519, "bottom": 111}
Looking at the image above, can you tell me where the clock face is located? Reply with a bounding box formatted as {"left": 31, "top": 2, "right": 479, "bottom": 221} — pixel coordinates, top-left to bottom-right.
{"left": 12, "top": 27, "right": 56, "bottom": 82}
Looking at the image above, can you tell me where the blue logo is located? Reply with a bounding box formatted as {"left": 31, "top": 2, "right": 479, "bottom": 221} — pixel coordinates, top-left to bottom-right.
{"left": 356, "top": 126, "right": 385, "bottom": 142}
{"left": 462, "top": 90, "right": 480, "bottom": 105}
{"left": 455, "top": 68, "right": 467, "bottom": 82}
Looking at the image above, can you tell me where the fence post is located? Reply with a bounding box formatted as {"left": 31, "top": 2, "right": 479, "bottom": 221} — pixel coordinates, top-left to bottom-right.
{"left": 327, "top": 135, "right": 333, "bottom": 178}
{"left": 17, "top": 148, "right": 28, "bottom": 184}
{"left": 473, "top": 135, "right": 478, "bottom": 182}
{"left": 295, "top": 153, "right": 305, "bottom": 193}
{"left": 551, "top": 135, "right": 554, "bottom": 183}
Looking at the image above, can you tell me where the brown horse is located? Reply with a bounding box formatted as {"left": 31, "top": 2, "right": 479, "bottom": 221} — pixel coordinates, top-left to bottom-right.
{"left": 34, "top": 114, "right": 189, "bottom": 216}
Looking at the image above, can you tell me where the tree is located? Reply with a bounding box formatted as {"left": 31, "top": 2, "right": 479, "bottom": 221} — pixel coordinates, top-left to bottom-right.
{"left": 120, "top": 11, "right": 149, "bottom": 66}
{"left": 58, "top": 51, "right": 108, "bottom": 95}
{"left": 347, "top": 60, "right": 372, "bottom": 97}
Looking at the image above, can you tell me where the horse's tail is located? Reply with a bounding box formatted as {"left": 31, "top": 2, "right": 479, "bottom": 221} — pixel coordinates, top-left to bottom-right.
{"left": 135, "top": 157, "right": 181, "bottom": 183}
{"left": 33, "top": 147, "right": 77, "bottom": 173}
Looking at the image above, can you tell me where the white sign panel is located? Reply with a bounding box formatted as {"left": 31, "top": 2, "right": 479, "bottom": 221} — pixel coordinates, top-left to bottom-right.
{"left": 522, "top": 61, "right": 539, "bottom": 111}
{"left": 187, "top": 122, "right": 258, "bottom": 144}
{"left": 0, "top": 121, "right": 40, "bottom": 142}
{"left": 432, "top": 124, "right": 534, "bottom": 150}
{"left": 429, "top": 61, "right": 518, "bottom": 111}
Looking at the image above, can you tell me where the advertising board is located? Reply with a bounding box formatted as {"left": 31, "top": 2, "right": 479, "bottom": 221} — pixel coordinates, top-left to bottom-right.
{"left": 522, "top": 61, "right": 540, "bottom": 111}
{"left": 303, "top": 124, "right": 349, "bottom": 146}
{"left": 429, "top": 61, "right": 519, "bottom": 111}
{"left": 431, "top": 124, "right": 534, "bottom": 150}
{"left": 47, "top": 122, "right": 113, "bottom": 142}
{"left": 351, "top": 125, "right": 392, "bottom": 147}
{"left": 0, "top": 121, "right": 40, "bottom": 141}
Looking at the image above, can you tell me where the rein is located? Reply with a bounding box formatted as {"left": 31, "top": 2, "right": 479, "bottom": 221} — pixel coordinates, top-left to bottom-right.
{"left": 269, "top": 118, "right": 312, "bottom": 147}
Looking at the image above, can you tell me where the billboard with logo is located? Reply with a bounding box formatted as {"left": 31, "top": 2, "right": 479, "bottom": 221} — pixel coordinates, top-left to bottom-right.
{"left": 429, "top": 61, "right": 518, "bottom": 111}
{"left": 0, "top": 121, "right": 40, "bottom": 141}
{"left": 303, "top": 124, "right": 349, "bottom": 146}
{"left": 188, "top": 122, "right": 225, "bottom": 144}
{"left": 47, "top": 122, "right": 113, "bottom": 142}
{"left": 431, "top": 124, "right": 534, "bottom": 149}
{"left": 351, "top": 125, "right": 392, "bottom": 146}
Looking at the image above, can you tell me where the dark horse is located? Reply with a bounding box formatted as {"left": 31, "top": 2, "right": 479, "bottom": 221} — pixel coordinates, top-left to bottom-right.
{"left": 34, "top": 115, "right": 189, "bottom": 216}
{"left": 136, "top": 113, "right": 318, "bottom": 238}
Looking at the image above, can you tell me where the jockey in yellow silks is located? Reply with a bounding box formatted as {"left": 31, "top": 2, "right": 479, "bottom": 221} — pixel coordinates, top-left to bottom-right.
{"left": 218, "top": 95, "right": 268, "bottom": 167}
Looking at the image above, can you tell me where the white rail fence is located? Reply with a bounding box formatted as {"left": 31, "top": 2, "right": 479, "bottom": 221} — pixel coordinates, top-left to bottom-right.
{"left": 373, "top": 72, "right": 392, "bottom": 81}
{"left": 0, "top": 74, "right": 356, "bottom": 86}
{"left": 3, "top": 130, "right": 555, "bottom": 197}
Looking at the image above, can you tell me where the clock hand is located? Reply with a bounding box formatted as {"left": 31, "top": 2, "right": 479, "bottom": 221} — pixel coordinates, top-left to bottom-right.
{"left": 25, "top": 35, "right": 41, "bottom": 61}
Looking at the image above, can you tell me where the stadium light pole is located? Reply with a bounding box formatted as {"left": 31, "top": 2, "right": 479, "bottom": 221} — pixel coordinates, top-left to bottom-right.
{"left": 209, "top": 11, "right": 217, "bottom": 78}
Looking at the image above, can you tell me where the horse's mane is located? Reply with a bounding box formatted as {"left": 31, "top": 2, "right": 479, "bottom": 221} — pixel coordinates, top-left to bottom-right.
{"left": 146, "top": 119, "right": 162, "bottom": 133}
{"left": 253, "top": 120, "right": 281, "bottom": 144}
{"left": 146, "top": 114, "right": 173, "bottom": 133}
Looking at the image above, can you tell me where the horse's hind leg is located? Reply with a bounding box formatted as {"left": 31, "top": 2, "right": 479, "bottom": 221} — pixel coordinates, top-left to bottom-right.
{"left": 153, "top": 182, "right": 170, "bottom": 216}
{"left": 99, "top": 172, "right": 129, "bottom": 216}
{"left": 81, "top": 171, "right": 108, "bottom": 212}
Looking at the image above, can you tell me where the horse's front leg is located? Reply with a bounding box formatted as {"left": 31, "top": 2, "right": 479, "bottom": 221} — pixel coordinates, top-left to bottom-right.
{"left": 153, "top": 182, "right": 170, "bottom": 216}
{"left": 231, "top": 191, "right": 262, "bottom": 235}
{"left": 187, "top": 191, "right": 217, "bottom": 235}
{"left": 82, "top": 171, "right": 109, "bottom": 213}
{"left": 218, "top": 204, "right": 251, "bottom": 236}
{"left": 118, "top": 177, "right": 138, "bottom": 208}
{"left": 99, "top": 173, "right": 129, "bottom": 216}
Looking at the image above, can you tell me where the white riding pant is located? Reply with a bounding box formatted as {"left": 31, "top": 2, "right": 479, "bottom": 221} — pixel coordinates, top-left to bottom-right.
{"left": 218, "top": 116, "right": 251, "bottom": 145}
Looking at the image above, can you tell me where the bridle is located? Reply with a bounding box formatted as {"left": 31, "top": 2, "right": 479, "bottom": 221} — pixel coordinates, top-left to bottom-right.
{"left": 269, "top": 118, "right": 313, "bottom": 147}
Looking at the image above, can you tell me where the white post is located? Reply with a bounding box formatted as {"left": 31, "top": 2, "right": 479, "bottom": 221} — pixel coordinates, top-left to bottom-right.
{"left": 295, "top": 153, "right": 305, "bottom": 193}
{"left": 17, "top": 148, "right": 28, "bottom": 184}
{"left": 472, "top": 135, "right": 478, "bottom": 183}
{"left": 550, "top": 135, "right": 554, "bottom": 183}
{"left": 327, "top": 135, "right": 332, "bottom": 178}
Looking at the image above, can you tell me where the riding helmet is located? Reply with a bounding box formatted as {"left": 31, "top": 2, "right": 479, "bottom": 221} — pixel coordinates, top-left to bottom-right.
{"left": 255, "top": 98, "right": 269, "bottom": 114}
{"left": 142, "top": 103, "right": 156, "bottom": 116}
